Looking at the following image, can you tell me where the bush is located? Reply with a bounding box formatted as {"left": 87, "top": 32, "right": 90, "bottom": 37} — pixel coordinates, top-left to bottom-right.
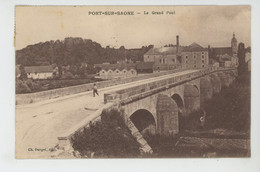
{"left": 16, "top": 79, "right": 31, "bottom": 93}
{"left": 16, "top": 79, "right": 43, "bottom": 94}
{"left": 71, "top": 108, "right": 140, "bottom": 158}
{"left": 144, "top": 133, "right": 180, "bottom": 157}
{"left": 61, "top": 71, "right": 74, "bottom": 79}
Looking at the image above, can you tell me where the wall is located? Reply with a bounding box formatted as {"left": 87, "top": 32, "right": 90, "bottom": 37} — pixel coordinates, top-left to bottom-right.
{"left": 105, "top": 67, "right": 236, "bottom": 135}
{"left": 16, "top": 68, "right": 187, "bottom": 105}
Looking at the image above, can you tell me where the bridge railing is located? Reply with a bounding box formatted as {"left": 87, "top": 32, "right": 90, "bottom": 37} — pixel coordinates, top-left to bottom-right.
{"left": 104, "top": 66, "right": 236, "bottom": 104}
{"left": 16, "top": 68, "right": 189, "bottom": 105}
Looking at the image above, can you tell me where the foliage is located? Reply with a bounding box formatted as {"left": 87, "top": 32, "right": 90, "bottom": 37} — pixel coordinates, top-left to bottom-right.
{"left": 238, "top": 42, "right": 247, "bottom": 76}
{"left": 144, "top": 73, "right": 251, "bottom": 158}
{"left": 144, "top": 133, "right": 180, "bottom": 157}
{"left": 19, "top": 65, "right": 27, "bottom": 80}
{"left": 16, "top": 79, "right": 42, "bottom": 93}
{"left": 15, "top": 76, "right": 103, "bottom": 94}
{"left": 71, "top": 108, "right": 140, "bottom": 158}
{"left": 203, "top": 73, "right": 250, "bottom": 132}
{"left": 16, "top": 37, "right": 153, "bottom": 67}
{"left": 61, "top": 71, "right": 74, "bottom": 79}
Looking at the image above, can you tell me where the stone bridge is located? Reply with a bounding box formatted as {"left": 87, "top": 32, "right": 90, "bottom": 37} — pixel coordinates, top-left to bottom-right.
{"left": 56, "top": 67, "right": 237, "bottom": 154}
{"left": 104, "top": 67, "right": 237, "bottom": 135}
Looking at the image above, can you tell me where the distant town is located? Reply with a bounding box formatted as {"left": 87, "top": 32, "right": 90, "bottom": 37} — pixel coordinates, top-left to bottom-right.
{"left": 15, "top": 33, "right": 251, "bottom": 94}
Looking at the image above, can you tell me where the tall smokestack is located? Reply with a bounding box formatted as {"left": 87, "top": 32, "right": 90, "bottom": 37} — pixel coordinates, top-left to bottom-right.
{"left": 176, "top": 35, "right": 179, "bottom": 53}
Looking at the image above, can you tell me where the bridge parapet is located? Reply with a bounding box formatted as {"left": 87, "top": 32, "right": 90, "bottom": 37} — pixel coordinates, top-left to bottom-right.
{"left": 104, "top": 67, "right": 236, "bottom": 105}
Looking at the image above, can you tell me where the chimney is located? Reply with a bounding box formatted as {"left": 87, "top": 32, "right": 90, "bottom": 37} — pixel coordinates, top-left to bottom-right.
{"left": 176, "top": 35, "right": 179, "bottom": 53}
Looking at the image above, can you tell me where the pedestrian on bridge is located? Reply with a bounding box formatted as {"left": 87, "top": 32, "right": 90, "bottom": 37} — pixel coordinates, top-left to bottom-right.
{"left": 93, "top": 83, "right": 99, "bottom": 97}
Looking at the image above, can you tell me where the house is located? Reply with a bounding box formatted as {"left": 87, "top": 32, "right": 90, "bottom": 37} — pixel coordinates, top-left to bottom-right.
{"left": 144, "top": 36, "right": 182, "bottom": 72}
{"left": 94, "top": 63, "right": 137, "bottom": 79}
{"left": 181, "top": 42, "right": 209, "bottom": 69}
{"left": 24, "top": 65, "right": 54, "bottom": 79}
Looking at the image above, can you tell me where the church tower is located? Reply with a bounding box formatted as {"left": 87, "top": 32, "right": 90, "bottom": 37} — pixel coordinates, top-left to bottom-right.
{"left": 231, "top": 32, "right": 238, "bottom": 55}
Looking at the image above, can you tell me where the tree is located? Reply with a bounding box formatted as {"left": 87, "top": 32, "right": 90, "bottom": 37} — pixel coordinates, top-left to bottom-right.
{"left": 237, "top": 42, "right": 247, "bottom": 76}
{"left": 71, "top": 109, "right": 140, "bottom": 158}
{"left": 19, "top": 65, "right": 27, "bottom": 80}
{"left": 119, "top": 46, "right": 125, "bottom": 50}
{"left": 58, "top": 65, "right": 63, "bottom": 79}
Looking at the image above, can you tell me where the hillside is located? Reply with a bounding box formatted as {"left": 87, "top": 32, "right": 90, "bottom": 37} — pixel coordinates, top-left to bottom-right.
{"left": 16, "top": 37, "right": 153, "bottom": 66}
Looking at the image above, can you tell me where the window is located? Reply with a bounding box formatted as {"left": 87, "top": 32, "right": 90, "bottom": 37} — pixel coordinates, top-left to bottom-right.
{"left": 194, "top": 65, "right": 197, "bottom": 68}
{"left": 202, "top": 52, "right": 204, "bottom": 54}
{"left": 194, "top": 56, "right": 196, "bottom": 58}
{"left": 186, "top": 56, "right": 188, "bottom": 59}
{"left": 186, "top": 60, "right": 188, "bottom": 64}
{"left": 202, "top": 64, "right": 205, "bottom": 68}
{"left": 172, "top": 58, "right": 175, "bottom": 63}
{"left": 202, "top": 60, "right": 205, "bottom": 63}
{"left": 202, "top": 55, "right": 204, "bottom": 59}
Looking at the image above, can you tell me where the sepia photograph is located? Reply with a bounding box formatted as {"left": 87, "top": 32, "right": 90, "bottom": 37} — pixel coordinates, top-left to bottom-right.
{"left": 15, "top": 6, "right": 251, "bottom": 159}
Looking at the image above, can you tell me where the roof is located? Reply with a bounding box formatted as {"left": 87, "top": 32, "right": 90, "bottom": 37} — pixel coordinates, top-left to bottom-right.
{"left": 219, "top": 54, "right": 232, "bottom": 62}
{"left": 144, "top": 46, "right": 181, "bottom": 55}
{"left": 211, "top": 47, "right": 233, "bottom": 56}
{"left": 24, "top": 65, "right": 53, "bottom": 73}
{"left": 136, "top": 62, "right": 154, "bottom": 70}
{"left": 95, "top": 63, "right": 136, "bottom": 71}
{"left": 182, "top": 42, "right": 207, "bottom": 52}
{"left": 144, "top": 42, "right": 206, "bottom": 55}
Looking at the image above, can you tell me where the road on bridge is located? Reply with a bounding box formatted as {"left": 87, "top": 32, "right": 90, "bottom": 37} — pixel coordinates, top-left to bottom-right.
{"left": 15, "top": 69, "right": 197, "bottom": 158}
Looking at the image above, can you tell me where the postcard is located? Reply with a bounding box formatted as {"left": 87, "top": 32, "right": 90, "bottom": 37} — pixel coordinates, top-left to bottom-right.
{"left": 15, "top": 6, "right": 251, "bottom": 159}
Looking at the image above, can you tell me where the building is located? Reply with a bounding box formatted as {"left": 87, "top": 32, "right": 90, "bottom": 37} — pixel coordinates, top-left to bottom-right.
{"left": 209, "top": 33, "right": 238, "bottom": 67}
{"left": 143, "top": 35, "right": 208, "bottom": 71}
{"left": 24, "top": 65, "right": 54, "bottom": 79}
{"left": 94, "top": 63, "right": 137, "bottom": 80}
{"left": 136, "top": 62, "right": 154, "bottom": 73}
{"left": 144, "top": 36, "right": 182, "bottom": 72}
{"left": 181, "top": 42, "right": 209, "bottom": 69}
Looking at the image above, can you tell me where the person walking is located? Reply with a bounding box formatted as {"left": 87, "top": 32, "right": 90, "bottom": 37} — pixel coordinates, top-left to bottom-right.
{"left": 93, "top": 83, "right": 99, "bottom": 97}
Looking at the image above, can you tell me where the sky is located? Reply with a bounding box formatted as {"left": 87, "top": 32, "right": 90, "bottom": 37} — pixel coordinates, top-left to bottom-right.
{"left": 15, "top": 6, "right": 251, "bottom": 50}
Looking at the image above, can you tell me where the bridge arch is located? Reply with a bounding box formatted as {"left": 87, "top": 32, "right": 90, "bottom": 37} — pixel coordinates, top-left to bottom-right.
{"left": 171, "top": 93, "right": 185, "bottom": 131}
{"left": 200, "top": 77, "right": 213, "bottom": 106}
{"left": 171, "top": 93, "right": 184, "bottom": 114}
{"left": 184, "top": 84, "right": 200, "bottom": 115}
{"left": 130, "top": 109, "right": 156, "bottom": 135}
{"left": 210, "top": 74, "right": 221, "bottom": 94}
{"left": 193, "top": 84, "right": 200, "bottom": 94}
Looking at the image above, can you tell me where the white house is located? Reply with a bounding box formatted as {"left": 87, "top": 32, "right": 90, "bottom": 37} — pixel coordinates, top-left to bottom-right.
{"left": 25, "top": 65, "right": 54, "bottom": 79}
